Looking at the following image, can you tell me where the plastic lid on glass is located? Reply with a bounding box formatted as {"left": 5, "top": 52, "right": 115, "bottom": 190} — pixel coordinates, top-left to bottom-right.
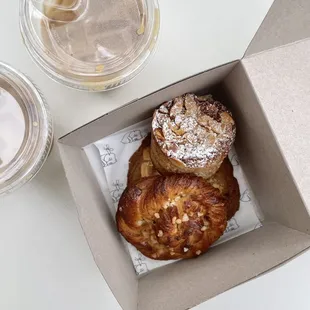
{"left": 0, "top": 62, "right": 53, "bottom": 195}
{"left": 20, "top": 0, "right": 160, "bottom": 91}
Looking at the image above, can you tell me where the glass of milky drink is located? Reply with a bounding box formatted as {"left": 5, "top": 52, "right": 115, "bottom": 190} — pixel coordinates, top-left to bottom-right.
{"left": 19, "top": 0, "right": 160, "bottom": 91}
{"left": 0, "top": 62, "right": 53, "bottom": 195}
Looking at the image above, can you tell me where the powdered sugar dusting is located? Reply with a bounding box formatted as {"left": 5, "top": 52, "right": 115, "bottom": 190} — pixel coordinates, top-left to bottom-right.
{"left": 152, "top": 93, "right": 236, "bottom": 168}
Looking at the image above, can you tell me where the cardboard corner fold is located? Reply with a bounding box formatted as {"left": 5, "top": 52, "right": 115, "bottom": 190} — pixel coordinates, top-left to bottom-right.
{"left": 58, "top": 142, "right": 138, "bottom": 310}
{"left": 57, "top": 61, "right": 237, "bottom": 148}
{"left": 245, "top": 0, "right": 310, "bottom": 56}
{"left": 224, "top": 62, "right": 310, "bottom": 234}
{"left": 138, "top": 223, "right": 310, "bottom": 310}
{"left": 240, "top": 38, "right": 310, "bottom": 226}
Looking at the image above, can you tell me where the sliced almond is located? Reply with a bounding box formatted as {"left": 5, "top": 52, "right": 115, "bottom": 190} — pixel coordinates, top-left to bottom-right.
{"left": 182, "top": 214, "right": 189, "bottom": 222}
{"left": 141, "top": 162, "right": 153, "bottom": 177}
{"left": 143, "top": 148, "right": 151, "bottom": 160}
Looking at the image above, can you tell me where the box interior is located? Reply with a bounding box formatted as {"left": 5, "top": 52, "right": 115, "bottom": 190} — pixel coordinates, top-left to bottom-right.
{"left": 58, "top": 61, "right": 310, "bottom": 310}
{"left": 84, "top": 116, "right": 262, "bottom": 276}
{"left": 224, "top": 62, "right": 310, "bottom": 234}
{"left": 243, "top": 38, "right": 310, "bottom": 223}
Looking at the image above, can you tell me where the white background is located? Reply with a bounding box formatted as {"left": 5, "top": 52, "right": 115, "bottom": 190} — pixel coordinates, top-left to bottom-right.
{"left": 2, "top": 0, "right": 310, "bottom": 309}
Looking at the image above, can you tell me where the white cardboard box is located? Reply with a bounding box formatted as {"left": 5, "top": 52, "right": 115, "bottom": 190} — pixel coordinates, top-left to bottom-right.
{"left": 58, "top": 0, "right": 310, "bottom": 309}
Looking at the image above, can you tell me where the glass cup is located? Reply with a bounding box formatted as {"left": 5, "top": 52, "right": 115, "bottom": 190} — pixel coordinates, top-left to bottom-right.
{"left": 20, "top": 0, "right": 160, "bottom": 91}
{"left": 0, "top": 62, "right": 53, "bottom": 195}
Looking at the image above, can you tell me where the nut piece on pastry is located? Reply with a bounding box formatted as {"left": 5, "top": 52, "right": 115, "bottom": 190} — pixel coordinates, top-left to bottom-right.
{"left": 151, "top": 93, "right": 236, "bottom": 179}
{"left": 128, "top": 135, "right": 240, "bottom": 220}
{"left": 127, "top": 134, "right": 160, "bottom": 186}
{"left": 116, "top": 175, "right": 227, "bottom": 260}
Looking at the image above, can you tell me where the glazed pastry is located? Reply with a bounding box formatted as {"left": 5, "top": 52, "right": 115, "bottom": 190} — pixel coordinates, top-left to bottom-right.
{"left": 116, "top": 175, "right": 227, "bottom": 260}
{"left": 128, "top": 135, "right": 240, "bottom": 219}
{"left": 127, "top": 134, "right": 160, "bottom": 186}
{"left": 151, "top": 93, "right": 236, "bottom": 179}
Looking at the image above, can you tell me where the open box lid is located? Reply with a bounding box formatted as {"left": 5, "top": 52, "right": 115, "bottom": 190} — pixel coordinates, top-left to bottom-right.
{"left": 242, "top": 0, "right": 310, "bottom": 213}
{"left": 245, "top": 0, "right": 310, "bottom": 56}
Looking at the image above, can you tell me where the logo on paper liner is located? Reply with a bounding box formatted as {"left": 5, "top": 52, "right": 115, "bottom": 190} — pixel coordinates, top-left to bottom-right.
{"left": 100, "top": 145, "right": 117, "bottom": 167}
{"left": 121, "top": 130, "right": 147, "bottom": 144}
{"left": 110, "top": 180, "right": 125, "bottom": 203}
{"left": 225, "top": 218, "right": 240, "bottom": 233}
{"left": 240, "top": 189, "right": 251, "bottom": 202}
{"left": 134, "top": 253, "right": 149, "bottom": 275}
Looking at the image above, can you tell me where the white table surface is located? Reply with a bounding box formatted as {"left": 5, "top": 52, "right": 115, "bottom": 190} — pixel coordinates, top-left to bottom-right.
{"left": 2, "top": 1, "right": 310, "bottom": 309}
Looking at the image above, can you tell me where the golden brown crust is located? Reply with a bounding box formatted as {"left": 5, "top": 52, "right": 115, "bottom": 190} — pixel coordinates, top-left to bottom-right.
{"left": 116, "top": 175, "right": 227, "bottom": 260}
{"left": 151, "top": 93, "right": 236, "bottom": 179}
{"left": 208, "top": 158, "right": 240, "bottom": 220}
{"left": 129, "top": 136, "right": 240, "bottom": 220}
{"left": 127, "top": 134, "right": 160, "bottom": 187}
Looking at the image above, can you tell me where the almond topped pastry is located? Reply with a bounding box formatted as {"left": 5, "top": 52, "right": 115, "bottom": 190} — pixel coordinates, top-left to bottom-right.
{"left": 151, "top": 93, "right": 236, "bottom": 179}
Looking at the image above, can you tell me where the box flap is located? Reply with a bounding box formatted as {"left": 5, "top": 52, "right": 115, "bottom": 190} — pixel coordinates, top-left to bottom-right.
{"left": 138, "top": 223, "right": 310, "bottom": 310}
{"left": 223, "top": 61, "right": 310, "bottom": 233}
{"left": 246, "top": 0, "right": 310, "bottom": 56}
{"left": 243, "top": 38, "right": 310, "bottom": 221}
{"left": 59, "top": 62, "right": 237, "bottom": 147}
{"left": 58, "top": 143, "right": 138, "bottom": 310}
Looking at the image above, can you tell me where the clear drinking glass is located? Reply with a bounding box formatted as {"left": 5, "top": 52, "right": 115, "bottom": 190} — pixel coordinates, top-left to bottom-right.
{"left": 0, "top": 62, "right": 53, "bottom": 195}
{"left": 20, "top": 0, "right": 160, "bottom": 91}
